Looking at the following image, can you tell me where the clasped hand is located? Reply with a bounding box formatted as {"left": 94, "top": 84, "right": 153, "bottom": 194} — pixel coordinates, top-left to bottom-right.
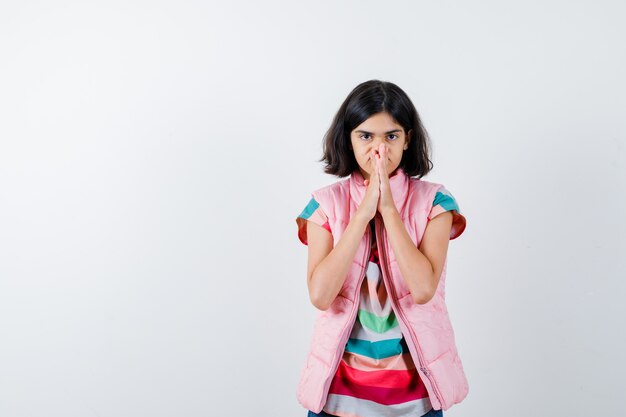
{"left": 360, "top": 143, "right": 396, "bottom": 221}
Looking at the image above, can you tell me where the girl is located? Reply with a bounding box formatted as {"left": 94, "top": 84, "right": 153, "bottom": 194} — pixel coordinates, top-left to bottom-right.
{"left": 296, "top": 80, "right": 468, "bottom": 417}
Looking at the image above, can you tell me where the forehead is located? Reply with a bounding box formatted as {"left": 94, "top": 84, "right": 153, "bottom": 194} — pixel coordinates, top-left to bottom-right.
{"left": 352, "top": 112, "right": 403, "bottom": 133}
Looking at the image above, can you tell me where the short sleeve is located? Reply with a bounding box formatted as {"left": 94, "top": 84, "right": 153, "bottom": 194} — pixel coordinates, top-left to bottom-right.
{"left": 296, "top": 196, "right": 331, "bottom": 246}
{"left": 428, "top": 186, "right": 467, "bottom": 240}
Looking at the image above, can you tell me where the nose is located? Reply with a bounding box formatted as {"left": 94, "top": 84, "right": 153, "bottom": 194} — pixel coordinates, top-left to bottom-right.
{"left": 369, "top": 139, "right": 386, "bottom": 153}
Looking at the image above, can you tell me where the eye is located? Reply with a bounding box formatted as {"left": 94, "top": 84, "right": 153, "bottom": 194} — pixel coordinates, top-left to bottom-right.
{"left": 359, "top": 134, "right": 371, "bottom": 140}
{"left": 388, "top": 134, "right": 398, "bottom": 140}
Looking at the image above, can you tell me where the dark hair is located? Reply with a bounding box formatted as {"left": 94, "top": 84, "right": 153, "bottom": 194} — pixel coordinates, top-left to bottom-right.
{"left": 319, "top": 79, "right": 433, "bottom": 178}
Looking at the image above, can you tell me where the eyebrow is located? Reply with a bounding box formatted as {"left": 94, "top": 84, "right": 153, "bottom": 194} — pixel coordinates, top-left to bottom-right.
{"left": 354, "top": 129, "right": 402, "bottom": 135}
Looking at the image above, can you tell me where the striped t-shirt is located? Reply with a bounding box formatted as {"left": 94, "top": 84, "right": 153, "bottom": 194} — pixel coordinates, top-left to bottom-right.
{"left": 296, "top": 186, "right": 466, "bottom": 417}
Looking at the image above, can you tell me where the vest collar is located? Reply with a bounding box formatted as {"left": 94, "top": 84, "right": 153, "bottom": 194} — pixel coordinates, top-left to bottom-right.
{"left": 349, "top": 166, "right": 410, "bottom": 213}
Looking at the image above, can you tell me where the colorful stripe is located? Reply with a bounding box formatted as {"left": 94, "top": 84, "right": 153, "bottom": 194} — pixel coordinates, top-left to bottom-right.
{"left": 357, "top": 309, "right": 398, "bottom": 333}
{"left": 323, "top": 394, "right": 433, "bottom": 417}
{"left": 432, "top": 186, "right": 461, "bottom": 213}
{"left": 345, "top": 337, "right": 409, "bottom": 360}
{"left": 428, "top": 186, "right": 467, "bottom": 240}
{"left": 342, "top": 351, "right": 416, "bottom": 372}
{"left": 296, "top": 197, "right": 331, "bottom": 245}
{"left": 334, "top": 360, "right": 421, "bottom": 389}
{"left": 328, "top": 361, "right": 428, "bottom": 405}
{"left": 349, "top": 318, "right": 402, "bottom": 343}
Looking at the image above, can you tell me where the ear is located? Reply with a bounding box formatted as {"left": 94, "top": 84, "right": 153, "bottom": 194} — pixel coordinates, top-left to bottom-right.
{"left": 405, "top": 129, "right": 413, "bottom": 149}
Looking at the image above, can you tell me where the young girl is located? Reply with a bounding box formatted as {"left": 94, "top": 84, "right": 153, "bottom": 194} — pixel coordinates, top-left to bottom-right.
{"left": 295, "top": 80, "right": 469, "bottom": 417}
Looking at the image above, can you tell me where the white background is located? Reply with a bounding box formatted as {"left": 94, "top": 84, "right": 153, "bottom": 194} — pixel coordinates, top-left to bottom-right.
{"left": 1, "top": 1, "right": 625, "bottom": 416}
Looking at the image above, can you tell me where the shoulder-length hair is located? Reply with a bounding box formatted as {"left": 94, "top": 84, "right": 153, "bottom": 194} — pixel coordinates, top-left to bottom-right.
{"left": 319, "top": 79, "right": 433, "bottom": 178}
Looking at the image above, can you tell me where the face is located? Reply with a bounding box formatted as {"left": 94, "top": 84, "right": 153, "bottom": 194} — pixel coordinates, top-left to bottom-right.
{"left": 350, "top": 111, "right": 412, "bottom": 181}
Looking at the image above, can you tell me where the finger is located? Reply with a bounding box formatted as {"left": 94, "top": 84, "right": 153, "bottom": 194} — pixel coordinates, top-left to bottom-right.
{"left": 379, "top": 150, "right": 389, "bottom": 177}
{"left": 375, "top": 152, "right": 384, "bottom": 176}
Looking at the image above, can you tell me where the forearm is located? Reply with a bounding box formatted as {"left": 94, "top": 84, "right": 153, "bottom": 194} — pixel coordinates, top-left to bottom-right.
{"left": 380, "top": 207, "right": 434, "bottom": 304}
{"left": 309, "top": 213, "right": 370, "bottom": 310}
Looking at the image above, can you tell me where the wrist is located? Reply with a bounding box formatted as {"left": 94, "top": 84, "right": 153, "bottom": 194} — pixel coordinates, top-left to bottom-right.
{"left": 353, "top": 210, "right": 372, "bottom": 228}
{"left": 380, "top": 205, "right": 399, "bottom": 219}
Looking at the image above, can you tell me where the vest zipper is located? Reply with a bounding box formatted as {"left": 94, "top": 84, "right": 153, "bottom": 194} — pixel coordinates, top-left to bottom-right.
{"left": 375, "top": 214, "right": 444, "bottom": 409}
{"left": 320, "top": 224, "right": 372, "bottom": 408}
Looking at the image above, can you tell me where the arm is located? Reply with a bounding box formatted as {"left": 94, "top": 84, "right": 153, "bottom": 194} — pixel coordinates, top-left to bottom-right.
{"left": 380, "top": 206, "right": 453, "bottom": 304}
{"left": 306, "top": 213, "right": 370, "bottom": 311}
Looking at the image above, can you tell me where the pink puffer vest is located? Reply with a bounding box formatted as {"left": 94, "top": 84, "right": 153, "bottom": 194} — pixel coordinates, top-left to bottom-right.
{"left": 296, "top": 167, "right": 469, "bottom": 413}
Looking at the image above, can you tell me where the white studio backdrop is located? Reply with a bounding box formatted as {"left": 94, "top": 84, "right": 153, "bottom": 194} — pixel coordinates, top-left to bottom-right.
{"left": 1, "top": 1, "right": 625, "bottom": 416}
